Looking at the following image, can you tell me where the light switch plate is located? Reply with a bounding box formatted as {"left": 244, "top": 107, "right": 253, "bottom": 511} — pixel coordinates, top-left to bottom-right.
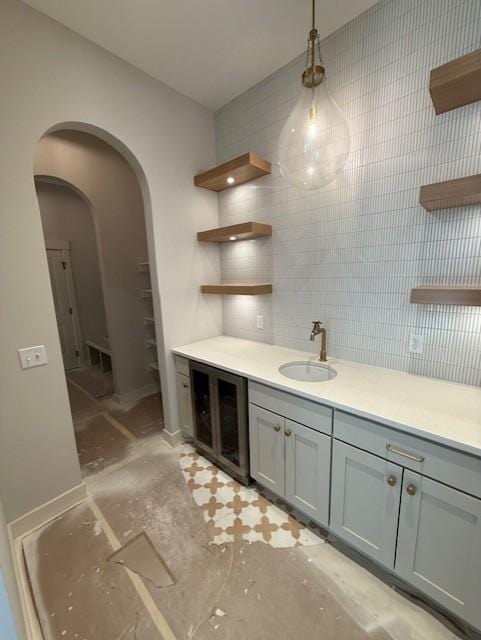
{"left": 18, "top": 345, "right": 48, "bottom": 369}
{"left": 256, "top": 315, "right": 265, "bottom": 330}
{"left": 409, "top": 333, "right": 424, "bottom": 354}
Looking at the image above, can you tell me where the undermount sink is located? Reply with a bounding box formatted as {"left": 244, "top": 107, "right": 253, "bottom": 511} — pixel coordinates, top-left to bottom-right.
{"left": 279, "top": 361, "right": 337, "bottom": 382}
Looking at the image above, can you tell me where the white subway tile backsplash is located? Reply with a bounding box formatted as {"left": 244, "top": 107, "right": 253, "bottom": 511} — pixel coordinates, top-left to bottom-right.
{"left": 215, "top": 0, "right": 481, "bottom": 387}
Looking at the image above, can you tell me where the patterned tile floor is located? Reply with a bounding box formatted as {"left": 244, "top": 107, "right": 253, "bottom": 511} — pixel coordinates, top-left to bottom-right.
{"left": 179, "top": 445, "right": 323, "bottom": 548}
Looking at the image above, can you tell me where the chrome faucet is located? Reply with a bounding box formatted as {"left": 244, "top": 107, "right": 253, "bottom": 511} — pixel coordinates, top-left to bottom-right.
{"left": 310, "top": 321, "right": 327, "bottom": 362}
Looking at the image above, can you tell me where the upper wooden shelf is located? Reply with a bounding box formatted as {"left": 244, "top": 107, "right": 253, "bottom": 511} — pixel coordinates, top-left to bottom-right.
{"left": 430, "top": 48, "right": 481, "bottom": 114}
{"left": 411, "top": 286, "right": 481, "bottom": 306}
{"left": 194, "top": 152, "right": 271, "bottom": 192}
{"left": 198, "top": 222, "right": 272, "bottom": 243}
{"left": 419, "top": 173, "right": 481, "bottom": 211}
{"left": 201, "top": 283, "right": 272, "bottom": 295}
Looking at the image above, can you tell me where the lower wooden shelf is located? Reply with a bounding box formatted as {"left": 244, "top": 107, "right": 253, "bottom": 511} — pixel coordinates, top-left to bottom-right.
{"left": 201, "top": 283, "right": 272, "bottom": 295}
{"left": 411, "top": 286, "right": 481, "bottom": 306}
{"left": 420, "top": 174, "right": 481, "bottom": 211}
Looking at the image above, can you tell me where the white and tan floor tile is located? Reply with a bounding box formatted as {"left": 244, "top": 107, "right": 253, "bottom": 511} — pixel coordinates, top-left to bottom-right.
{"left": 179, "top": 445, "right": 322, "bottom": 548}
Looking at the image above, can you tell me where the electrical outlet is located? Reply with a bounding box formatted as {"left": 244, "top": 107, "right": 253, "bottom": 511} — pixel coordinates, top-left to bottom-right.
{"left": 18, "top": 345, "right": 48, "bottom": 369}
{"left": 409, "top": 333, "right": 424, "bottom": 354}
{"left": 256, "top": 315, "right": 265, "bottom": 330}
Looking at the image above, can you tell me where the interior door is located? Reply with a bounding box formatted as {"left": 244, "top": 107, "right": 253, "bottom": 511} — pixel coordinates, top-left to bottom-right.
{"left": 215, "top": 369, "right": 248, "bottom": 477}
{"left": 330, "top": 440, "right": 402, "bottom": 569}
{"left": 249, "top": 405, "right": 285, "bottom": 496}
{"left": 46, "top": 249, "right": 80, "bottom": 371}
{"left": 395, "top": 471, "right": 481, "bottom": 630}
{"left": 285, "top": 420, "right": 331, "bottom": 527}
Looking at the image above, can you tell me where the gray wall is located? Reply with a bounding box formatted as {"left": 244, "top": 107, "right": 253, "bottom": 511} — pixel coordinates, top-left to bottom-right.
{"left": 216, "top": 0, "right": 481, "bottom": 387}
{"left": 36, "top": 131, "right": 156, "bottom": 399}
{"left": 36, "top": 180, "right": 108, "bottom": 354}
{"left": 0, "top": 0, "right": 221, "bottom": 523}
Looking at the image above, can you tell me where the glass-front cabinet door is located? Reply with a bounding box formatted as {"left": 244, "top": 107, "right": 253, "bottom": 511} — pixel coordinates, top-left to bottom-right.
{"left": 216, "top": 370, "right": 247, "bottom": 477}
{"left": 190, "top": 363, "right": 215, "bottom": 454}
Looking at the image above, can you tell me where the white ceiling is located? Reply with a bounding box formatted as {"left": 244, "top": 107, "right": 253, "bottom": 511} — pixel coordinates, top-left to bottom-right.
{"left": 22, "top": 0, "right": 378, "bottom": 110}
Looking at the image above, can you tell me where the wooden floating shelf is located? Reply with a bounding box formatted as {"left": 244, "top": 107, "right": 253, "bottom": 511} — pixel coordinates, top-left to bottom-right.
{"left": 143, "top": 316, "right": 155, "bottom": 324}
{"left": 198, "top": 221, "right": 272, "bottom": 243}
{"left": 194, "top": 152, "right": 271, "bottom": 192}
{"left": 430, "top": 48, "right": 481, "bottom": 115}
{"left": 201, "top": 283, "right": 272, "bottom": 295}
{"left": 419, "top": 173, "right": 481, "bottom": 211}
{"left": 145, "top": 339, "right": 157, "bottom": 347}
{"left": 149, "top": 362, "right": 159, "bottom": 371}
{"left": 411, "top": 286, "right": 481, "bottom": 306}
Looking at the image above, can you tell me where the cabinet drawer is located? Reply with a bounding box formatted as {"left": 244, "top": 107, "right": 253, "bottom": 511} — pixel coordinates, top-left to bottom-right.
{"left": 174, "top": 355, "right": 189, "bottom": 376}
{"left": 334, "top": 410, "right": 481, "bottom": 499}
{"left": 249, "top": 381, "right": 332, "bottom": 436}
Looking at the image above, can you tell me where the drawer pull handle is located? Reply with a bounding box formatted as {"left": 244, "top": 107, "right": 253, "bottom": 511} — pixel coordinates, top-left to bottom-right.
{"left": 387, "top": 475, "right": 397, "bottom": 487}
{"left": 406, "top": 484, "right": 417, "bottom": 496}
{"left": 274, "top": 425, "right": 281, "bottom": 432}
{"left": 386, "top": 444, "right": 424, "bottom": 463}
{"left": 285, "top": 429, "right": 292, "bottom": 437}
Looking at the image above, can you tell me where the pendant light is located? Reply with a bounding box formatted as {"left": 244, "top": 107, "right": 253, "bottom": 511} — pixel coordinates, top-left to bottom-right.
{"left": 278, "top": 0, "right": 350, "bottom": 190}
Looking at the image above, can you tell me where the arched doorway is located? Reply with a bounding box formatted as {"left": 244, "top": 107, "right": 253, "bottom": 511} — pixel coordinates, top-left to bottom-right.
{"left": 34, "top": 126, "right": 165, "bottom": 473}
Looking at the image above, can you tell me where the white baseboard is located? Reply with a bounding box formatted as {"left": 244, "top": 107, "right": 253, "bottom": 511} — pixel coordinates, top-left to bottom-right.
{"left": 112, "top": 382, "right": 160, "bottom": 405}
{"left": 8, "top": 483, "right": 87, "bottom": 640}
{"left": 161, "top": 429, "right": 184, "bottom": 448}
{"left": 9, "top": 483, "right": 87, "bottom": 541}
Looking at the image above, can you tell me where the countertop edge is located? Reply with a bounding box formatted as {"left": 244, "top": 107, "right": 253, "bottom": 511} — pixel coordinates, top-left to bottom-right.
{"left": 172, "top": 346, "right": 481, "bottom": 459}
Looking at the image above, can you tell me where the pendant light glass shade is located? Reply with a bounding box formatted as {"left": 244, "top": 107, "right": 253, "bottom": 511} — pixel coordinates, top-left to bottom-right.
{"left": 278, "top": 82, "right": 350, "bottom": 190}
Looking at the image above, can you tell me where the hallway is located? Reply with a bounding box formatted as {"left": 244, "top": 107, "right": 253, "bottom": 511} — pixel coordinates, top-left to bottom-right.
{"left": 67, "top": 374, "right": 164, "bottom": 476}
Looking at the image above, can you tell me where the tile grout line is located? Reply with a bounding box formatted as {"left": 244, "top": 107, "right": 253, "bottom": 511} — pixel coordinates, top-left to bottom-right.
{"left": 87, "top": 497, "right": 177, "bottom": 640}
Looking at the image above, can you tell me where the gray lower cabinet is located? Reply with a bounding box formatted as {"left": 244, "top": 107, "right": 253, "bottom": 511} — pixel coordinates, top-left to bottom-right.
{"left": 249, "top": 405, "right": 330, "bottom": 527}
{"left": 285, "top": 419, "right": 330, "bottom": 525}
{"left": 249, "top": 405, "right": 285, "bottom": 495}
{"left": 396, "top": 471, "right": 481, "bottom": 631}
{"left": 330, "top": 440, "right": 403, "bottom": 569}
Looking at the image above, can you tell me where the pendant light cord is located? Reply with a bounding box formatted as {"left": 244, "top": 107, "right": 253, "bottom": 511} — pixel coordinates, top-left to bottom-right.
{"left": 311, "top": 0, "right": 316, "bottom": 72}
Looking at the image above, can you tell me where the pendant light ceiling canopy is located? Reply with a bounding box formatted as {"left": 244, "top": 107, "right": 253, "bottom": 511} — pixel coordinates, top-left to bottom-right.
{"left": 278, "top": 0, "right": 351, "bottom": 190}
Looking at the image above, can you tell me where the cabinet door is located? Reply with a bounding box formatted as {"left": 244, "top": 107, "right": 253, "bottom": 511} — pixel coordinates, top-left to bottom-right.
{"left": 215, "top": 370, "right": 248, "bottom": 478}
{"left": 396, "top": 471, "right": 481, "bottom": 630}
{"left": 330, "top": 440, "right": 402, "bottom": 569}
{"left": 176, "top": 372, "right": 193, "bottom": 437}
{"left": 285, "top": 420, "right": 330, "bottom": 527}
{"left": 190, "top": 363, "right": 216, "bottom": 456}
{"left": 249, "top": 405, "right": 285, "bottom": 496}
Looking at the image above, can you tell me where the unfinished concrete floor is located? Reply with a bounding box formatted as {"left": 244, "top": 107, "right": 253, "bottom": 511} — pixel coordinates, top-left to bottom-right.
{"left": 67, "top": 377, "right": 163, "bottom": 476}
{"left": 22, "top": 391, "right": 461, "bottom": 640}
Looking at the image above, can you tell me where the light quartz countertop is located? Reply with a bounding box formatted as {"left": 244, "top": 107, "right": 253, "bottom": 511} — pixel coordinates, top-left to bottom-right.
{"left": 173, "top": 336, "right": 481, "bottom": 458}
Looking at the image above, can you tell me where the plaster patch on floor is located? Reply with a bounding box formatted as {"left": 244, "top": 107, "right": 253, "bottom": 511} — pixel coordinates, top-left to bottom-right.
{"left": 179, "top": 445, "right": 323, "bottom": 548}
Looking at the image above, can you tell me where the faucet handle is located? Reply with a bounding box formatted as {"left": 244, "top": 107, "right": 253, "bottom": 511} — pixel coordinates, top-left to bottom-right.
{"left": 312, "top": 320, "right": 322, "bottom": 328}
